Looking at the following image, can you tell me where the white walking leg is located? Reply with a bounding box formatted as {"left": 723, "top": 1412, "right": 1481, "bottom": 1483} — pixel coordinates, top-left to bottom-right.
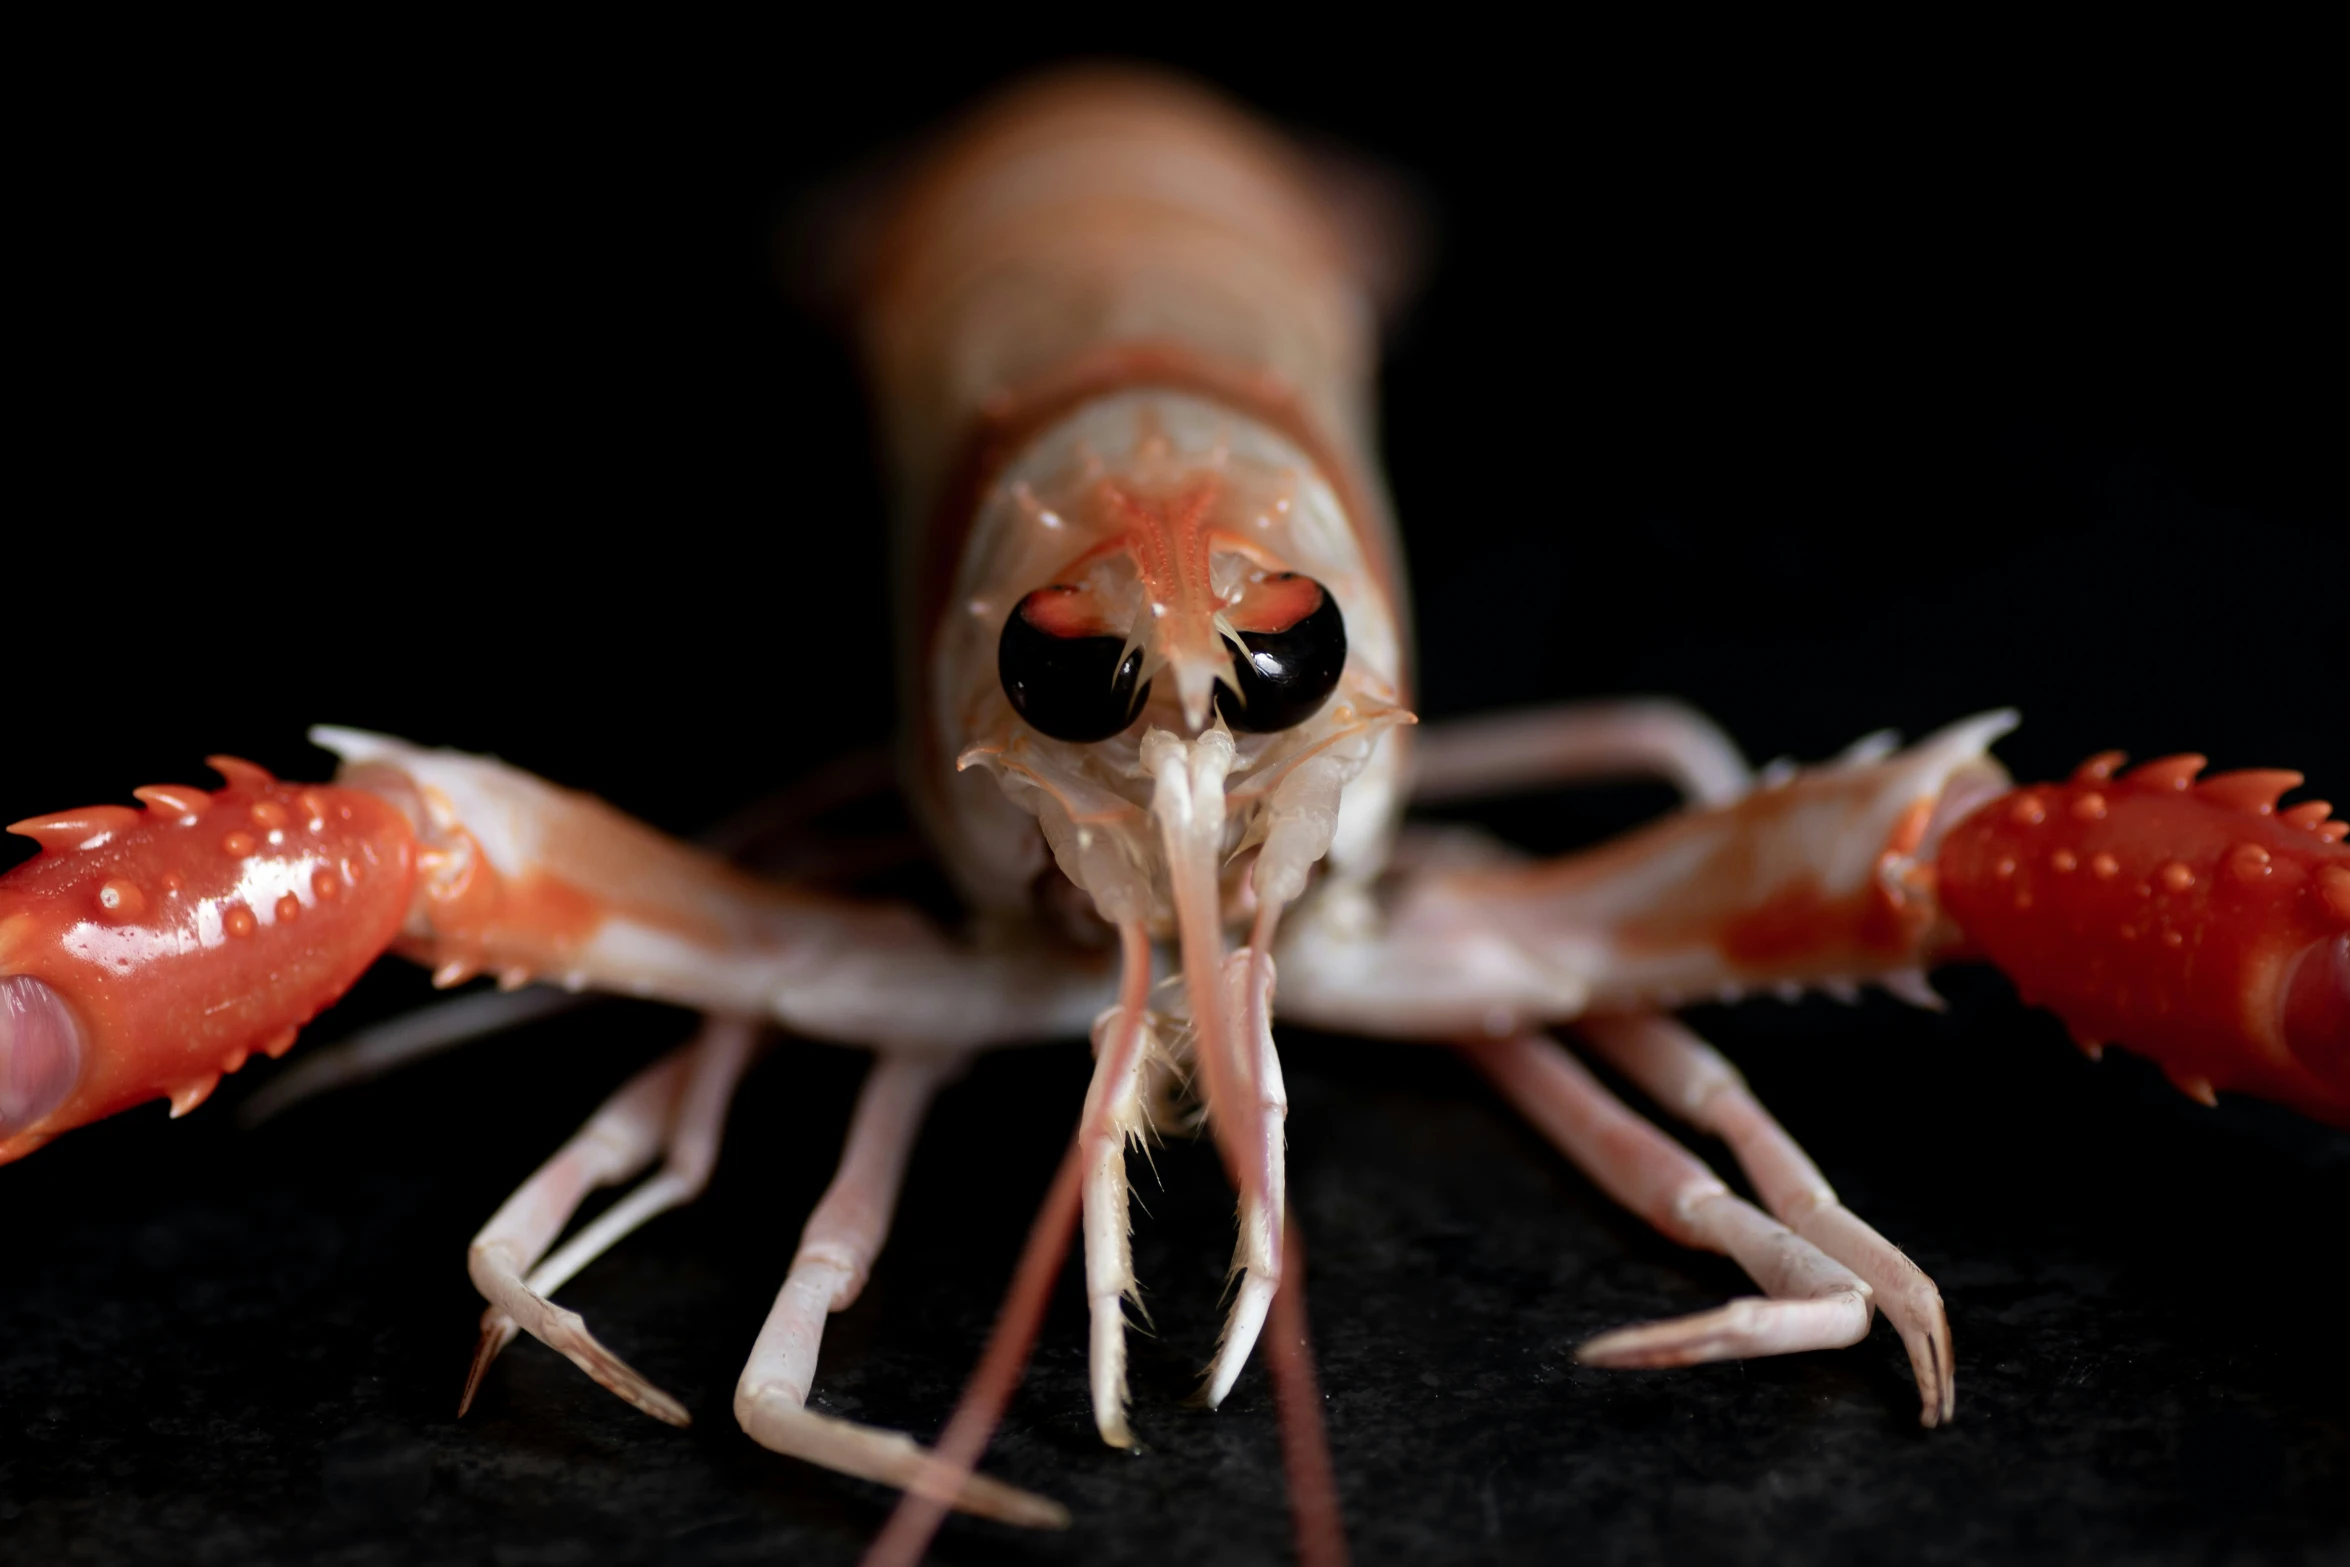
{"left": 1080, "top": 923, "right": 1158, "bottom": 1447}
{"left": 732, "top": 1053, "right": 1063, "bottom": 1529}
{"left": 461, "top": 1015, "right": 759, "bottom": 1424}
{"left": 1464, "top": 1032, "right": 1875, "bottom": 1366}
{"left": 1579, "top": 1012, "right": 1954, "bottom": 1424}
{"left": 1411, "top": 698, "right": 1752, "bottom": 807}
{"left": 1204, "top": 949, "right": 1289, "bottom": 1409}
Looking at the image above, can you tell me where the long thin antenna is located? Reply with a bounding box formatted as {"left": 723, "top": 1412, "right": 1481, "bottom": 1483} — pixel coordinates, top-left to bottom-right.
{"left": 861, "top": 1132, "right": 1086, "bottom": 1567}
{"left": 1268, "top": 1214, "right": 1349, "bottom": 1567}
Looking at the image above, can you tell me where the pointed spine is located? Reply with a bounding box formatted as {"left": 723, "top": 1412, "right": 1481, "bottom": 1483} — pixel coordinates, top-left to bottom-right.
{"left": 2125, "top": 754, "right": 2206, "bottom": 792}
{"left": 133, "top": 784, "right": 212, "bottom": 817}
{"left": 2194, "top": 769, "right": 2304, "bottom": 816}
{"left": 206, "top": 755, "right": 278, "bottom": 791}
{"left": 7, "top": 806, "right": 145, "bottom": 852}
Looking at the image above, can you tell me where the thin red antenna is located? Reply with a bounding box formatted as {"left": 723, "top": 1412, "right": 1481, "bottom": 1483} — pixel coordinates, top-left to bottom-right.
{"left": 1267, "top": 1213, "right": 1349, "bottom": 1567}
{"left": 861, "top": 1131, "right": 1086, "bottom": 1567}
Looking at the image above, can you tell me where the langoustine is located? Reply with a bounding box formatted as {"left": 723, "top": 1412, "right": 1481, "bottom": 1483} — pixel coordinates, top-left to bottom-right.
{"left": 2, "top": 68, "right": 2344, "bottom": 1563}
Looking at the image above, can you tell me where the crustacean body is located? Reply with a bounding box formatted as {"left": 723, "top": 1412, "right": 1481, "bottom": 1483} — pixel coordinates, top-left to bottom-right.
{"left": 3, "top": 70, "right": 2344, "bottom": 1563}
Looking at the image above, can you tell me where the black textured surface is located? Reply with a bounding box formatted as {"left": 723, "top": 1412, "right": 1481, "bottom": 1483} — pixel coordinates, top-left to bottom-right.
{"left": 7, "top": 994, "right": 2348, "bottom": 1564}
{"left": 11, "top": 32, "right": 2344, "bottom": 1567}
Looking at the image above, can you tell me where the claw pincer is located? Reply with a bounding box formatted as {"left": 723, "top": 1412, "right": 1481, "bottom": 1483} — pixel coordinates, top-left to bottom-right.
{"left": 1935, "top": 753, "right": 2350, "bottom": 1126}
{"left": 0, "top": 758, "right": 415, "bottom": 1162}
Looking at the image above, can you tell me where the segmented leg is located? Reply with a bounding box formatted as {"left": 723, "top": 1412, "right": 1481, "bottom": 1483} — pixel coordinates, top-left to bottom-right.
{"left": 242, "top": 748, "right": 910, "bottom": 1128}
{"left": 1204, "top": 948, "right": 1289, "bottom": 1409}
{"left": 867, "top": 1133, "right": 1088, "bottom": 1567}
{"left": 732, "top": 1053, "right": 1062, "bottom": 1528}
{"left": 1463, "top": 1032, "right": 1876, "bottom": 1365}
{"left": 1579, "top": 1012, "right": 1954, "bottom": 1424}
{"left": 460, "top": 1015, "right": 760, "bottom": 1424}
{"left": 1411, "top": 698, "right": 1752, "bottom": 807}
{"left": 1079, "top": 924, "right": 1158, "bottom": 1447}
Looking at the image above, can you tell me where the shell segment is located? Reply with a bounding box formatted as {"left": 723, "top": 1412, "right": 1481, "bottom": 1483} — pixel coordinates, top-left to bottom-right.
{"left": 1936, "top": 752, "right": 2350, "bottom": 1125}
{"left": 0, "top": 759, "right": 417, "bottom": 1163}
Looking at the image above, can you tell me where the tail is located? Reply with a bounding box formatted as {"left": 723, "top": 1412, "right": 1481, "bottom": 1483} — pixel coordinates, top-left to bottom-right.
{"left": 1934, "top": 751, "right": 2350, "bottom": 1126}
{"left": 0, "top": 758, "right": 416, "bottom": 1163}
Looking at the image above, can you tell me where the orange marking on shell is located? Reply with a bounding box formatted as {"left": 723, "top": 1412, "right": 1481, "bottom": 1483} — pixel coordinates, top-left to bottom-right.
{"left": 1226, "top": 570, "right": 1327, "bottom": 637}
{"left": 251, "top": 800, "right": 289, "bottom": 831}
{"left": 8, "top": 807, "right": 144, "bottom": 853}
{"left": 2091, "top": 852, "right": 2120, "bottom": 879}
{"left": 206, "top": 756, "right": 277, "bottom": 791}
{"left": 263, "top": 1026, "right": 300, "bottom": 1059}
{"left": 222, "top": 831, "right": 257, "bottom": 858}
{"left": 2196, "top": 769, "right": 2303, "bottom": 816}
{"left": 312, "top": 868, "right": 341, "bottom": 901}
{"left": 223, "top": 904, "right": 257, "bottom": 938}
{"left": 2127, "top": 754, "right": 2206, "bottom": 792}
{"left": 275, "top": 893, "right": 302, "bottom": 924}
{"left": 2072, "top": 792, "right": 2108, "bottom": 821}
{"left": 2229, "top": 843, "right": 2273, "bottom": 881}
{"left": 1995, "top": 856, "right": 2017, "bottom": 879}
{"left": 2010, "top": 795, "right": 2047, "bottom": 826}
{"left": 133, "top": 785, "right": 211, "bottom": 817}
{"left": 2159, "top": 861, "right": 2196, "bottom": 893}
{"left": 2052, "top": 849, "right": 2078, "bottom": 873}
{"left": 1016, "top": 583, "right": 1117, "bottom": 639}
{"left": 2073, "top": 751, "right": 2127, "bottom": 783}
{"left": 1714, "top": 873, "right": 1921, "bottom": 970}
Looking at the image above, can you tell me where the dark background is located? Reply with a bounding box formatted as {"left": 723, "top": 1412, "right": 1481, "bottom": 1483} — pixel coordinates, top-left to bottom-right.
{"left": 7, "top": 29, "right": 2344, "bottom": 1566}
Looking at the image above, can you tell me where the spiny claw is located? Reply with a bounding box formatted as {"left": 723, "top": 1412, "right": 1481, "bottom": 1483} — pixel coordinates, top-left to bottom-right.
{"left": 0, "top": 763, "right": 418, "bottom": 1166}
{"left": 1936, "top": 749, "right": 2350, "bottom": 1127}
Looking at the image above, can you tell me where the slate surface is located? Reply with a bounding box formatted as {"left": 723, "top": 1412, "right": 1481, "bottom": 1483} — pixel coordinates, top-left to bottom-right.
{"left": 8, "top": 33, "right": 2342, "bottom": 1567}
{"left": 6, "top": 989, "right": 2348, "bottom": 1565}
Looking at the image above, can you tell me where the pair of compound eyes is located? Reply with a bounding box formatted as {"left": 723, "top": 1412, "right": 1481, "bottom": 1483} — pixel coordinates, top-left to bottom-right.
{"left": 998, "top": 574, "right": 1347, "bottom": 742}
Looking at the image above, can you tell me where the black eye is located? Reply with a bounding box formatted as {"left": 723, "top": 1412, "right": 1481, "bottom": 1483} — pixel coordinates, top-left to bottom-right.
{"left": 1215, "top": 575, "right": 1347, "bottom": 734}
{"left": 998, "top": 588, "right": 1152, "bottom": 743}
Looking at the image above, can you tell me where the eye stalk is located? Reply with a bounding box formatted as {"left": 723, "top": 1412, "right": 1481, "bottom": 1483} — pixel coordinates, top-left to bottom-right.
{"left": 999, "top": 586, "right": 1152, "bottom": 743}
{"left": 1215, "top": 573, "right": 1347, "bottom": 734}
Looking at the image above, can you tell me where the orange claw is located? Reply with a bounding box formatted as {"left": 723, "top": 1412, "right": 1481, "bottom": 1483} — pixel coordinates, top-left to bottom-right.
{"left": 1935, "top": 753, "right": 2350, "bottom": 1127}
{"left": 0, "top": 758, "right": 417, "bottom": 1164}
